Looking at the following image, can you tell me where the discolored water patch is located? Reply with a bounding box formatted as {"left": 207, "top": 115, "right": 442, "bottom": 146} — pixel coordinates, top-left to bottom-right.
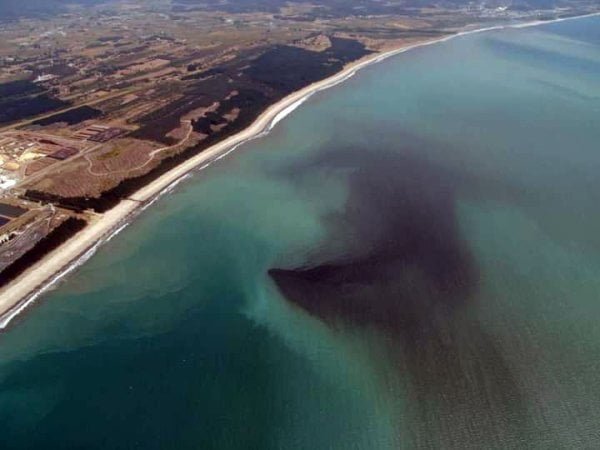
{"left": 269, "top": 147, "right": 529, "bottom": 447}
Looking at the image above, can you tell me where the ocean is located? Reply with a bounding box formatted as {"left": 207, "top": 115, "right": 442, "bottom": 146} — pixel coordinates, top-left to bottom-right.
{"left": 0, "top": 15, "right": 599, "bottom": 449}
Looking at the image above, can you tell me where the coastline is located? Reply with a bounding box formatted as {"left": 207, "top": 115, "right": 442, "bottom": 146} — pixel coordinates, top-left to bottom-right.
{"left": 0, "top": 12, "right": 598, "bottom": 330}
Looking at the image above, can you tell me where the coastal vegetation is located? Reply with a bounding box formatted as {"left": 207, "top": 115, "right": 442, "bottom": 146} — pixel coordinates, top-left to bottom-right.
{"left": 0, "top": 0, "right": 597, "bottom": 344}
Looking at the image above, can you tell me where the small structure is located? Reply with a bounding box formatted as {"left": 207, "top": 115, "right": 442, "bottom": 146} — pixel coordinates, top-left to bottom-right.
{"left": 34, "top": 74, "right": 56, "bottom": 83}
{"left": 74, "top": 124, "right": 125, "bottom": 142}
{"left": 48, "top": 147, "right": 79, "bottom": 160}
{"left": 88, "top": 127, "right": 125, "bottom": 143}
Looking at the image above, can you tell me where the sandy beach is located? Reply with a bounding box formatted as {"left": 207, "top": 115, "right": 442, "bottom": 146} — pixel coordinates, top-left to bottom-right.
{"left": 0, "top": 12, "right": 598, "bottom": 330}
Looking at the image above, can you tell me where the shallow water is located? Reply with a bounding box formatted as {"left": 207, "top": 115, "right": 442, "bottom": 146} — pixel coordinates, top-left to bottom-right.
{"left": 0, "top": 16, "right": 599, "bottom": 449}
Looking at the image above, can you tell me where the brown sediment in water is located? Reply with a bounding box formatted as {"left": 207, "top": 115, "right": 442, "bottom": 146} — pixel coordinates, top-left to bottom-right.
{"left": 1, "top": 13, "right": 593, "bottom": 329}
{"left": 269, "top": 148, "right": 529, "bottom": 447}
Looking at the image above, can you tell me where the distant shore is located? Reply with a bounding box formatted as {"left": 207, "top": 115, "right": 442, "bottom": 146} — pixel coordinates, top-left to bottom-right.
{"left": 0, "top": 12, "right": 598, "bottom": 330}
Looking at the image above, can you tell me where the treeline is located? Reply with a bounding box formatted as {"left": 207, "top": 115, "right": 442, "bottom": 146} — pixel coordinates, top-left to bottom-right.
{"left": 26, "top": 38, "right": 371, "bottom": 213}
{"left": 0, "top": 218, "right": 87, "bottom": 288}
{"left": 0, "top": 80, "right": 69, "bottom": 125}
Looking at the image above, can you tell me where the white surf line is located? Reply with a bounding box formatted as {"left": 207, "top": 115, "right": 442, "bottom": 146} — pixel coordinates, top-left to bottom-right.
{"left": 0, "top": 217, "right": 131, "bottom": 329}
{"left": 0, "top": 11, "right": 598, "bottom": 330}
{"left": 0, "top": 171, "right": 204, "bottom": 330}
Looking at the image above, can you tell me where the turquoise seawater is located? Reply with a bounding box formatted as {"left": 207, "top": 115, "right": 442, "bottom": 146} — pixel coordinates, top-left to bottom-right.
{"left": 0, "top": 16, "right": 599, "bottom": 449}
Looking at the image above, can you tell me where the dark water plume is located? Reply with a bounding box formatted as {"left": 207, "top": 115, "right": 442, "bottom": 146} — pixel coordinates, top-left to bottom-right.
{"left": 269, "top": 147, "right": 529, "bottom": 447}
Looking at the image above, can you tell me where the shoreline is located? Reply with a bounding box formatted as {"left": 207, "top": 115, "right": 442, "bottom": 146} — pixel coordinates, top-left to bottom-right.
{"left": 0, "top": 11, "right": 598, "bottom": 330}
